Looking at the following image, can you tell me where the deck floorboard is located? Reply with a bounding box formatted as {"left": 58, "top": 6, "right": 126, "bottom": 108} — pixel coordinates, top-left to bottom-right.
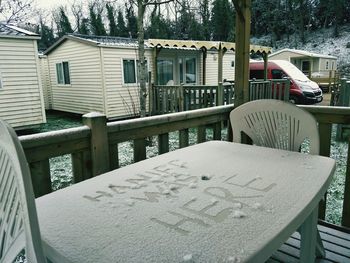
{"left": 268, "top": 224, "right": 350, "bottom": 263}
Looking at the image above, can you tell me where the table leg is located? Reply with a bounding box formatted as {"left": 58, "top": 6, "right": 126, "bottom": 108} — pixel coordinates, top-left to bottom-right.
{"left": 300, "top": 208, "right": 318, "bottom": 263}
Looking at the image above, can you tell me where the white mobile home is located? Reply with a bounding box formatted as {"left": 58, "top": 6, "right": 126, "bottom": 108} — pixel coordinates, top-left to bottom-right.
{"left": 0, "top": 23, "right": 46, "bottom": 129}
{"left": 43, "top": 35, "right": 155, "bottom": 119}
{"left": 269, "top": 48, "right": 337, "bottom": 77}
{"left": 42, "top": 35, "right": 269, "bottom": 119}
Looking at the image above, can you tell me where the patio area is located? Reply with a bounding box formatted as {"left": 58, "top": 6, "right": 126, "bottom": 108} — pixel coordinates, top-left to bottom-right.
{"left": 271, "top": 223, "right": 350, "bottom": 262}
{"left": 12, "top": 102, "right": 350, "bottom": 262}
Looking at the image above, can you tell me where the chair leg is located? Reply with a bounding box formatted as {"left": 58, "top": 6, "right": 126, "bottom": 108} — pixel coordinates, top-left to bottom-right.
{"left": 316, "top": 229, "right": 326, "bottom": 258}
{"left": 300, "top": 208, "right": 318, "bottom": 263}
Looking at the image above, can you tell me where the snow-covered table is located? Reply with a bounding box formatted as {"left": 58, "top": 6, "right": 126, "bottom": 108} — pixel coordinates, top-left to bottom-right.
{"left": 36, "top": 141, "right": 335, "bottom": 263}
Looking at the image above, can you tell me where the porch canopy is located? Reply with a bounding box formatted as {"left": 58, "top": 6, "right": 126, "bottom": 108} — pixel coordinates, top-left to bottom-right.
{"left": 148, "top": 38, "right": 271, "bottom": 88}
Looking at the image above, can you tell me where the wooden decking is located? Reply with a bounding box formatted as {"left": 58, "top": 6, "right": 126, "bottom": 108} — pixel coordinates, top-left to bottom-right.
{"left": 268, "top": 223, "right": 350, "bottom": 262}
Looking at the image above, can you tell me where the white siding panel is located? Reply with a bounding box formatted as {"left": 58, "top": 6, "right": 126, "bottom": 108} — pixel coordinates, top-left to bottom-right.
{"left": 39, "top": 56, "right": 52, "bottom": 109}
{"left": 205, "top": 51, "right": 235, "bottom": 85}
{"left": 102, "top": 47, "right": 153, "bottom": 119}
{"left": 206, "top": 51, "right": 219, "bottom": 85}
{"left": 223, "top": 51, "right": 235, "bottom": 81}
{"left": 48, "top": 40, "right": 104, "bottom": 114}
{"left": 0, "top": 38, "right": 45, "bottom": 128}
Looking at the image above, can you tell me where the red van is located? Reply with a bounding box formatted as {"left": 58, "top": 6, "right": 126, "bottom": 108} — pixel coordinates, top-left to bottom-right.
{"left": 249, "top": 60, "right": 323, "bottom": 104}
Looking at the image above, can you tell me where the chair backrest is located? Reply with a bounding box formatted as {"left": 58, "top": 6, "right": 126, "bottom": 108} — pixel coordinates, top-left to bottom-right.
{"left": 0, "top": 120, "right": 46, "bottom": 263}
{"left": 230, "top": 99, "right": 320, "bottom": 155}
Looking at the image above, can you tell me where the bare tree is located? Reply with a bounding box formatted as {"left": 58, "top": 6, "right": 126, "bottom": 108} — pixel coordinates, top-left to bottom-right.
{"left": 129, "top": 0, "right": 174, "bottom": 117}
{"left": 71, "top": 1, "right": 84, "bottom": 32}
{"left": 0, "top": 0, "right": 34, "bottom": 23}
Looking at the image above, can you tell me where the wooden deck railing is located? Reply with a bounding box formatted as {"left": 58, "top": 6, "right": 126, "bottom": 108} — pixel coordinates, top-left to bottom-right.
{"left": 150, "top": 84, "right": 234, "bottom": 114}
{"left": 150, "top": 80, "right": 290, "bottom": 115}
{"left": 19, "top": 105, "right": 350, "bottom": 228}
{"left": 249, "top": 79, "right": 290, "bottom": 102}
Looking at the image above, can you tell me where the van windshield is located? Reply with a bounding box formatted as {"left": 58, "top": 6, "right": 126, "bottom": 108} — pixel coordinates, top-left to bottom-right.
{"left": 278, "top": 62, "right": 310, "bottom": 82}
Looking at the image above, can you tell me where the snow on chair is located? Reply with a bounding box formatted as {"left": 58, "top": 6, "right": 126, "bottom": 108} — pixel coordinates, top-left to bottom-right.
{"left": 0, "top": 120, "right": 46, "bottom": 263}
{"left": 229, "top": 99, "right": 325, "bottom": 258}
{"left": 230, "top": 99, "right": 319, "bottom": 154}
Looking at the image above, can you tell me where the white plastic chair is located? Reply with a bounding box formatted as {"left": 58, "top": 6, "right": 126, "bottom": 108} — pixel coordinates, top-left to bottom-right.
{"left": 230, "top": 99, "right": 325, "bottom": 258}
{"left": 230, "top": 99, "right": 319, "bottom": 154}
{"left": 0, "top": 120, "right": 47, "bottom": 263}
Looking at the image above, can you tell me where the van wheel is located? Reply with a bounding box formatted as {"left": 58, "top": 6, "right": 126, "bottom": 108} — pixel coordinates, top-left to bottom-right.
{"left": 289, "top": 96, "right": 298, "bottom": 104}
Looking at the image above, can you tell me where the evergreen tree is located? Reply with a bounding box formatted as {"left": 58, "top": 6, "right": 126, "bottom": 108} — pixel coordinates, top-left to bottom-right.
{"left": 89, "top": 4, "right": 106, "bottom": 36}
{"left": 146, "top": 5, "right": 171, "bottom": 39}
{"left": 211, "top": 0, "right": 234, "bottom": 41}
{"left": 55, "top": 6, "right": 73, "bottom": 37}
{"left": 199, "top": 0, "right": 211, "bottom": 40}
{"left": 116, "top": 9, "right": 128, "bottom": 37}
{"left": 125, "top": 1, "right": 137, "bottom": 38}
{"left": 79, "top": 18, "right": 90, "bottom": 35}
{"left": 36, "top": 20, "right": 55, "bottom": 51}
{"left": 333, "top": 0, "right": 346, "bottom": 37}
{"left": 176, "top": 0, "right": 202, "bottom": 40}
{"left": 106, "top": 3, "right": 117, "bottom": 36}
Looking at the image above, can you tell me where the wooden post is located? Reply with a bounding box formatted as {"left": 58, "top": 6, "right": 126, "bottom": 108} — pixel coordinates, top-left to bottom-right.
{"left": 343, "top": 79, "right": 350, "bottom": 107}
{"left": 213, "top": 122, "right": 221, "bottom": 140}
{"left": 328, "top": 70, "right": 332, "bottom": 93}
{"left": 263, "top": 53, "right": 268, "bottom": 81}
{"left": 197, "top": 126, "right": 206, "bottom": 143}
{"left": 179, "top": 129, "right": 189, "bottom": 148}
{"left": 336, "top": 78, "right": 348, "bottom": 140}
{"left": 83, "top": 112, "right": 110, "bottom": 177}
{"left": 318, "top": 122, "right": 332, "bottom": 219}
{"left": 217, "top": 82, "right": 224, "bottom": 106}
{"left": 153, "top": 47, "right": 161, "bottom": 85}
{"left": 134, "top": 139, "right": 146, "bottom": 162}
{"left": 72, "top": 151, "right": 92, "bottom": 183}
{"left": 158, "top": 133, "right": 169, "bottom": 154}
{"left": 218, "top": 44, "right": 224, "bottom": 84}
{"left": 308, "top": 59, "right": 312, "bottom": 78}
{"left": 30, "top": 159, "right": 52, "bottom": 197}
{"left": 233, "top": 0, "right": 252, "bottom": 107}
{"left": 179, "top": 84, "right": 185, "bottom": 112}
{"left": 342, "top": 138, "right": 350, "bottom": 227}
{"left": 148, "top": 72, "right": 154, "bottom": 116}
{"left": 109, "top": 145, "right": 119, "bottom": 169}
{"left": 202, "top": 48, "right": 207, "bottom": 85}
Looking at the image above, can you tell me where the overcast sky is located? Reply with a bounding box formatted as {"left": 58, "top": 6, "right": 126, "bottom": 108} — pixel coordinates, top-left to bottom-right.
{"left": 34, "top": 0, "right": 73, "bottom": 10}
{"left": 34, "top": 0, "right": 124, "bottom": 10}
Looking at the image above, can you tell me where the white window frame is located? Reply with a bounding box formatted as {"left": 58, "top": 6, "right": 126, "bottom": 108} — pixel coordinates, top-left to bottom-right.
{"left": 179, "top": 56, "right": 197, "bottom": 85}
{"left": 56, "top": 61, "right": 71, "bottom": 85}
{"left": 325, "top": 60, "right": 329, "bottom": 70}
{"left": 122, "top": 58, "right": 149, "bottom": 85}
{"left": 157, "top": 57, "right": 175, "bottom": 85}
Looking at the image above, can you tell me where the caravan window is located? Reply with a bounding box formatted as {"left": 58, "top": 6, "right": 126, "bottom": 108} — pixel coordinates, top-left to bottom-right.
{"left": 178, "top": 57, "right": 197, "bottom": 84}
{"left": 56, "top": 62, "right": 70, "bottom": 85}
{"left": 185, "top": 58, "right": 196, "bottom": 84}
{"left": 157, "top": 59, "right": 174, "bottom": 85}
{"left": 123, "top": 59, "right": 149, "bottom": 84}
{"left": 123, "top": 59, "right": 136, "bottom": 84}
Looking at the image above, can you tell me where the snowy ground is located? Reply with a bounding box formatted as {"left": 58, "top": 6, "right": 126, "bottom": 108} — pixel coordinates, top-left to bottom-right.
{"left": 251, "top": 25, "right": 350, "bottom": 76}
